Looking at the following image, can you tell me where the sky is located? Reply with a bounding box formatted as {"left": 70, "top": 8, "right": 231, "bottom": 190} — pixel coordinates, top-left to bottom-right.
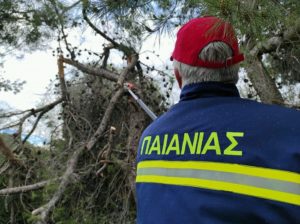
{"left": 1, "top": 51, "right": 57, "bottom": 110}
{"left": 0, "top": 27, "right": 180, "bottom": 145}
{"left": 0, "top": 28, "right": 178, "bottom": 112}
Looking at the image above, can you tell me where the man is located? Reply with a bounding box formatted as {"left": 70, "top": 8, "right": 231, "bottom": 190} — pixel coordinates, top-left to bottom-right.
{"left": 136, "top": 16, "right": 300, "bottom": 224}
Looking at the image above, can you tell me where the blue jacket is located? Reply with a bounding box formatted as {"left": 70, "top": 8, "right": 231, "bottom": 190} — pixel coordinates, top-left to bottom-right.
{"left": 136, "top": 82, "right": 300, "bottom": 224}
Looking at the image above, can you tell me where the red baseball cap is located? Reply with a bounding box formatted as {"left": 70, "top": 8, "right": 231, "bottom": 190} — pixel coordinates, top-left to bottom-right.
{"left": 171, "top": 16, "right": 244, "bottom": 68}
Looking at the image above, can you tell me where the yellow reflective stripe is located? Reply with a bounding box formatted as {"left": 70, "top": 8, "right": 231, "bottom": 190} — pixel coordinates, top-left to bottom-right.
{"left": 136, "top": 175, "right": 300, "bottom": 206}
{"left": 137, "top": 160, "right": 300, "bottom": 184}
{"left": 138, "top": 168, "right": 300, "bottom": 194}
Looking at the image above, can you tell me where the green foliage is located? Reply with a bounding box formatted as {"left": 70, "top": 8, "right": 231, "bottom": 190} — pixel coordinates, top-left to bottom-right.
{"left": 0, "top": 74, "right": 26, "bottom": 93}
{"left": 0, "top": 0, "right": 62, "bottom": 53}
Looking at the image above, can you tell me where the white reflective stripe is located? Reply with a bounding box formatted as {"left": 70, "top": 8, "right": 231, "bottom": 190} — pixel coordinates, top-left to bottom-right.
{"left": 137, "top": 168, "right": 300, "bottom": 195}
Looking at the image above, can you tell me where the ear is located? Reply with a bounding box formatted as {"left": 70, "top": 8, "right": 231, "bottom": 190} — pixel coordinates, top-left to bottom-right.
{"left": 174, "top": 69, "right": 182, "bottom": 89}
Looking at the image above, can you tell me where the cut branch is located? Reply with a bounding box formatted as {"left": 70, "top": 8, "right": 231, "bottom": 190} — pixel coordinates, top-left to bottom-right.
{"left": 86, "top": 54, "right": 138, "bottom": 149}
{"left": 117, "top": 54, "right": 138, "bottom": 86}
{"left": 58, "top": 56, "right": 70, "bottom": 101}
{"left": 62, "top": 57, "right": 119, "bottom": 82}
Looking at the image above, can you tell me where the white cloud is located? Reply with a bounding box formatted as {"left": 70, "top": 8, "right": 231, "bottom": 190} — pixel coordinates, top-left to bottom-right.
{"left": 1, "top": 51, "right": 57, "bottom": 110}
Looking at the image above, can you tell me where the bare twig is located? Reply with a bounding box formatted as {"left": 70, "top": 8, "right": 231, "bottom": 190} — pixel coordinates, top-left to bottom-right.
{"left": 50, "top": 0, "right": 77, "bottom": 59}
{"left": 22, "top": 109, "right": 48, "bottom": 144}
{"left": 82, "top": 1, "right": 120, "bottom": 48}
{"left": 16, "top": 98, "right": 63, "bottom": 146}
{"left": 1, "top": 99, "right": 63, "bottom": 133}
{"left": 117, "top": 54, "right": 138, "bottom": 86}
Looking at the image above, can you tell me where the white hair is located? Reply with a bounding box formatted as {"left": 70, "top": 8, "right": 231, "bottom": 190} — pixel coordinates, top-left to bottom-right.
{"left": 173, "top": 42, "right": 239, "bottom": 87}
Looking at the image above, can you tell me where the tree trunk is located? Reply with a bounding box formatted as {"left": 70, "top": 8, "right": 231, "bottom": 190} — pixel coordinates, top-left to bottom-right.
{"left": 245, "top": 57, "right": 284, "bottom": 104}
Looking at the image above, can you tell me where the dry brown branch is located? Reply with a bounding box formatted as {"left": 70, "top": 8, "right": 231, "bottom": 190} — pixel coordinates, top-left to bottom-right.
{"left": 117, "top": 54, "right": 138, "bottom": 86}
{"left": 0, "top": 179, "right": 59, "bottom": 195}
{"left": 125, "top": 98, "right": 148, "bottom": 204}
{"left": 61, "top": 57, "right": 119, "bottom": 82}
{"left": 58, "top": 55, "right": 70, "bottom": 101}
{"left": 96, "top": 126, "right": 116, "bottom": 176}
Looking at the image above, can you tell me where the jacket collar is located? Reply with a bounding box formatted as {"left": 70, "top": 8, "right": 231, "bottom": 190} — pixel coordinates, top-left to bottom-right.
{"left": 180, "top": 82, "right": 240, "bottom": 101}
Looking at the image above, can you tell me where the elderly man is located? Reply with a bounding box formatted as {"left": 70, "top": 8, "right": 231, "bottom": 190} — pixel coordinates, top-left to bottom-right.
{"left": 136, "top": 16, "right": 300, "bottom": 224}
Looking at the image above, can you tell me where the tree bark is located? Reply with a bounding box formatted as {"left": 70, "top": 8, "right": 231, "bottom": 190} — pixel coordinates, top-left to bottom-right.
{"left": 245, "top": 57, "right": 284, "bottom": 104}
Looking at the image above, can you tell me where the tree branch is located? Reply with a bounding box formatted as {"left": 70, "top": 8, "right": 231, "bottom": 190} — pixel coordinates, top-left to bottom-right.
{"left": 245, "top": 57, "right": 284, "bottom": 104}
{"left": 250, "top": 18, "right": 300, "bottom": 57}
{"left": 96, "top": 126, "right": 115, "bottom": 176}
{"left": 17, "top": 98, "right": 63, "bottom": 145}
{"left": 31, "top": 54, "right": 138, "bottom": 224}
{"left": 82, "top": 0, "right": 120, "bottom": 48}
{"left": 0, "top": 179, "right": 59, "bottom": 195}
{"left": 82, "top": 0, "right": 134, "bottom": 55}
{"left": 61, "top": 57, "right": 119, "bottom": 82}
{"left": 58, "top": 55, "right": 70, "bottom": 101}
{"left": 101, "top": 44, "right": 114, "bottom": 69}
